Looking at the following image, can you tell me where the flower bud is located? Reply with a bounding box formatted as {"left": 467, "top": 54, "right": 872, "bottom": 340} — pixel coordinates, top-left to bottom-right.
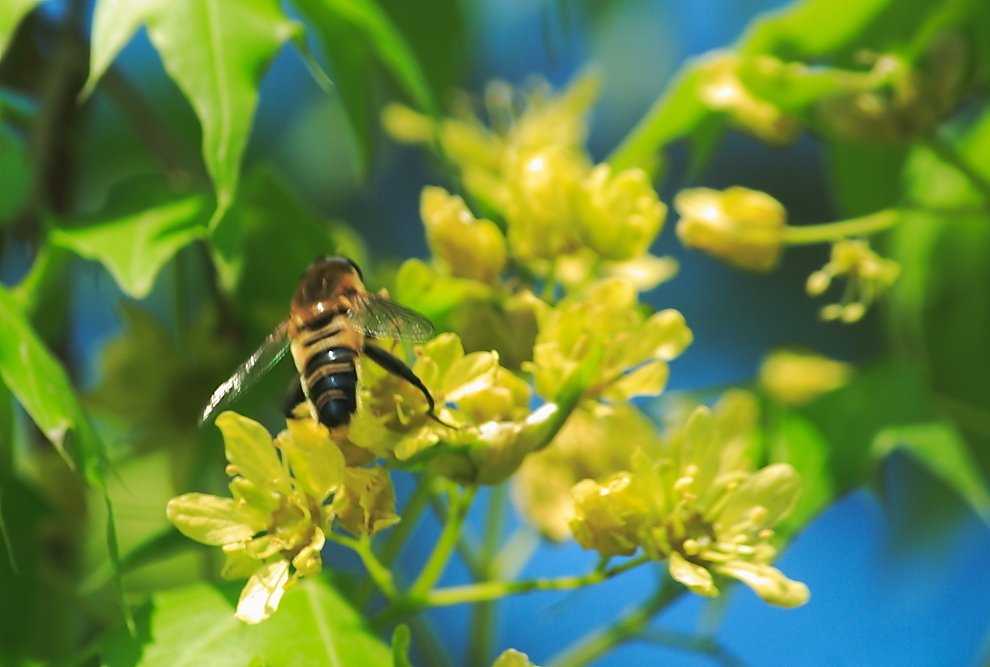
{"left": 674, "top": 186, "right": 786, "bottom": 273}
{"left": 697, "top": 52, "right": 801, "bottom": 147}
{"left": 421, "top": 186, "right": 507, "bottom": 284}
{"left": 575, "top": 164, "right": 667, "bottom": 261}
{"left": 381, "top": 103, "right": 436, "bottom": 144}
{"left": 504, "top": 146, "right": 587, "bottom": 263}
{"left": 759, "top": 348, "right": 853, "bottom": 405}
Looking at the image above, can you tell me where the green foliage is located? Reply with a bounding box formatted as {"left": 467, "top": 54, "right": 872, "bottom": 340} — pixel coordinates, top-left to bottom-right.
{"left": 3, "top": 0, "right": 990, "bottom": 664}
{"left": 102, "top": 579, "right": 392, "bottom": 667}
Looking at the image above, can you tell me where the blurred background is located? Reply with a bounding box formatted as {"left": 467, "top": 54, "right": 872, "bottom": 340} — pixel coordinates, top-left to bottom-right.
{"left": 2, "top": 0, "right": 990, "bottom": 665}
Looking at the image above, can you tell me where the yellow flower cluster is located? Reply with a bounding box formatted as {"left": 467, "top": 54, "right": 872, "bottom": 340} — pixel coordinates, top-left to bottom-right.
{"left": 566, "top": 395, "right": 809, "bottom": 608}
{"left": 384, "top": 74, "right": 672, "bottom": 290}
{"left": 166, "top": 412, "right": 397, "bottom": 623}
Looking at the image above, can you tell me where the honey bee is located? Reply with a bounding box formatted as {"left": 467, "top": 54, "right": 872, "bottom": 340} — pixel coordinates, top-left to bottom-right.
{"left": 199, "top": 256, "right": 438, "bottom": 430}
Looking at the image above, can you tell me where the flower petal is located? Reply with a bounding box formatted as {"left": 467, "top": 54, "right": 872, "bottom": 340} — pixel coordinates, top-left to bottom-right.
{"left": 716, "top": 463, "right": 800, "bottom": 533}
{"left": 443, "top": 350, "right": 500, "bottom": 401}
{"left": 166, "top": 493, "right": 255, "bottom": 546}
{"left": 216, "top": 412, "right": 283, "bottom": 487}
{"left": 714, "top": 560, "right": 809, "bottom": 608}
{"left": 236, "top": 559, "right": 291, "bottom": 624}
{"left": 220, "top": 543, "right": 264, "bottom": 580}
{"left": 668, "top": 551, "right": 718, "bottom": 597}
{"left": 603, "top": 360, "right": 669, "bottom": 400}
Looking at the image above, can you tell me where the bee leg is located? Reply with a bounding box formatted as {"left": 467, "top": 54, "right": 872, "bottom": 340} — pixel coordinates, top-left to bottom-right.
{"left": 281, "top": 378, "right": 307, "bottom": 418}
{"left": 363, "top": 344, "right": 454, "bottom": 428}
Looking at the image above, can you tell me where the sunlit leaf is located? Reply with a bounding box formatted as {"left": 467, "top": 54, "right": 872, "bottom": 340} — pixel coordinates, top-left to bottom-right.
{"left": 0, "top": 285, "right": 105, "bottom": 484}
{"left": 0, "top": 0, "right": 41, "bottom": 60}
{"left": 101, "top": 579, "right": 392, "bottom": 667}
{"left": 50, "top": 190, "right": 208, "bottom": 299}
{"left": 873, "top": 422, "right": 990, "bottom": 526}
{"left": 86, "top": 0, "right": 299, "bottom": 225}
{"left": 739, "top": 0, "right": 896, "bottom": 58}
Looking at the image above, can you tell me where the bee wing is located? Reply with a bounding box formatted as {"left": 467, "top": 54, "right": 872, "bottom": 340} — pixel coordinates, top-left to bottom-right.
{"left": 349, "top": 292, "right": 436, "bottom": 342}
{"left": 198, "top": 320, "right": 291, "bottom": 426}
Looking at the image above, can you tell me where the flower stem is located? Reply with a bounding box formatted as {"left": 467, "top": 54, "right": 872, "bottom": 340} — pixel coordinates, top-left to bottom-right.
{"left": 467, "top": 483, "right": 508, "bottom": 667}
{"left": 353, "top": 475, "right": 436, "bottom": 610}
{"left": 545, "top": 572, "right": 686, "bottom": 667}
{"left": 782, "top": 208, "right": 900, "bottom": 245}
{"left": 409, "top": 484, "right": 477, "bottom": 599}
{"left": 327, "top": 532, "right": 399, "bottom": 601}
{"left": 426, "top": 554, "right": 652, "bottom": 607}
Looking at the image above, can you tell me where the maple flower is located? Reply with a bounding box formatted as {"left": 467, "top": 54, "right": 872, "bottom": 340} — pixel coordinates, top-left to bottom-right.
{"left": 675, "top": 186, "right": 787, "bottom": 273}
{"left": 166, "top": 412, "right": 344, "bottom": 624}
{"left": 523, "top": 277, "right": 692, "bottom": 404}
{"left": 806, "top": 238, "right": 900, "bottom": 322}
{"left": 575, "top": 164, "right": 667, "bottom": 262}
{"left": 569, "top": 404, "right": 809, "bottom": 608}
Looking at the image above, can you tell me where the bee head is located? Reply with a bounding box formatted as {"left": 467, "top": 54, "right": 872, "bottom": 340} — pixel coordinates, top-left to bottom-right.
{"left": 304, "top": 255, "right": 364, "bottom": 281}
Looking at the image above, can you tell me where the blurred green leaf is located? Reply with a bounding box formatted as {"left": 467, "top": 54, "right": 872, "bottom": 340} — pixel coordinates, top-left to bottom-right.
{"left": 739, "top": 0, "right": 897, "bottom": 59}
{"left": 209, "top": 168, "right": 354, "bottom": 336}
{"left": 86, "top": 0, "right": 299, "bottom": 225}
{"left": 799, "top": 362, "right": 937, "bottom": 492}
{"left": 607, "top": 64, "right": 708, "bottom": 172}
{"left": 0, "top": 284, "right": 106, "bottom": 484}
{"left": 767, "top": 409, "right": 834, "bottom": 541}
{"left": 872, "top": 421, "right": 990, "bottom": 525}
{"left": 377, "top": 0, "right": 463, "bottom": 105}
{"left": 50, "top": 187, "right": 208, "bottom": 300}
{"left": 0, "top": 0, "right": 41, "bottom": 60}
{"left": 101, "top": 578, "right": 392, "bottom": 667}
{"left": 0, "top": 123, "right": 29, "bottom": 224}
{"left": 828, "top": 142, "right": 908, "bottom": 217}
{"left": 294, "top": 0, "right": 437, "bottom": 113}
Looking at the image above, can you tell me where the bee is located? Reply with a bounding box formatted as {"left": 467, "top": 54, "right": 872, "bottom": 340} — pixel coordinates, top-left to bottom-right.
{"left": 199, "top": 256, "right": 438, "bottom": 430}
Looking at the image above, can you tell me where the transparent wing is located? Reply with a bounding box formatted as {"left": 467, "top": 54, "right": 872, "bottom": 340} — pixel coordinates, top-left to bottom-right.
{"left": 197, "top": 321, "right": 291, "bottom": 426}
{"left": 349, "top": 292, "right": 436, "bottom": 342}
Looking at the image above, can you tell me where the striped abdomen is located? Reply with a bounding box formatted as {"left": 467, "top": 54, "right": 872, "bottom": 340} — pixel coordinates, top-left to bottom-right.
{"left": 304, "top": 346, "right": 359, "bottom": 428}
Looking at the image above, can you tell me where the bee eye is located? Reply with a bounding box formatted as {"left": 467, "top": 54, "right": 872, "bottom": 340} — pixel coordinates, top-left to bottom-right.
{"left": 342, "top": 256, "right": 364, "bottom": 281}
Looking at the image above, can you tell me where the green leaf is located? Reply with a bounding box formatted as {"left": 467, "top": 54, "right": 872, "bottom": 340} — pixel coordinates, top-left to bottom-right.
{"left": 86, "top": 0, "right": 299, "bottom": 225}
{"left": 767, "top": 409, "right": 835, "bottom": 541}
{"left": 209, "top": 168, "right": 354, "bottom": 336}
{"left": 828, "top": 141, "right": 909, "bottom": 218}
{"left": 294, "top": 0, "right": 437, "bottom": 114}
{"left": 0, "top": 285, "right": 105, "bottom": 484}
{"left": 607, "top": 64, "right": 709, "bottom": 172}
{"left": 738, "top": 0, "right": 897, "bottom": 58}
{"left": 49, "top": 183, "right": 208, "bottom": 299}
{"left": 101, "top": 579, "right": 393, "bottom": 667}
{"left": 872, "top": 422, "right": 990, "bottom": 525}
{"left": 0, "top": 0, "right": 41, "bottom": 60}
{"left": 0, "top": 124, "right": 29, "bottom": 224}
{"left": 798, "top": 362, "right": 937, "bottom": 492}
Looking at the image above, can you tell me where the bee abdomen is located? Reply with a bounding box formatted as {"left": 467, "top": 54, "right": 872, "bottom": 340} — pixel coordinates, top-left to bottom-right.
{"left": 305, "top": 347, "right": 358, "bottom": 428}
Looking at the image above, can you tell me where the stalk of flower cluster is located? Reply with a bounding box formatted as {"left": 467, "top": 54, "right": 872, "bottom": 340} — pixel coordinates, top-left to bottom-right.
{"left": 782, "top": 208, "right": 900, "bottom": 245}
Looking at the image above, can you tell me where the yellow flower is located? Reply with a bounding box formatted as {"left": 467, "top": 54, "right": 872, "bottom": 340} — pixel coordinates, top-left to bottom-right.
{"left": 806, "top": 238, "right": 900, "bottom": 322}
{"left": 674, "top": 186, "right": 787, "bottom": 273}
{"left": 492, "top": 649, "right": 538, "bottom": 667}
{"left": 503, "top": 145, "right": 588, "bottom": 264}
{"left": 523, "top": 277, "right": 692, "bottom": 403}
{"left": 759, "top": 348, "right": 854, "bottom": 404}
{"left": 697, "top": 52, "right": 801, "bottom": 147}
{"left": 166, "top": 412, "right": 344, "bottom": 623}
{"left": 331, "top": 466, "right": 401, "bottom": 537}
{"left": 568, "top": 404, "right": 809, "bottom": 608}
{"left": 513, "top": 402, "right": 661, "bottom": 541}
{"left": 421, "top": 186, "right": 507, "bottom": 285}
{"left": 575, "top": 164, "right": 667, "bottom": 262}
